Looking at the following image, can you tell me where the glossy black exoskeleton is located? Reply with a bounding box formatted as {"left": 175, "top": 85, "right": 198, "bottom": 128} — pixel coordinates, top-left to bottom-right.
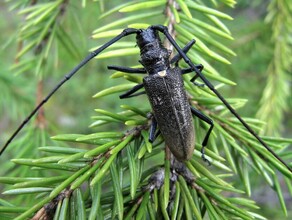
{"left": 1, "top": 25, "right": 291, "bottom": 172}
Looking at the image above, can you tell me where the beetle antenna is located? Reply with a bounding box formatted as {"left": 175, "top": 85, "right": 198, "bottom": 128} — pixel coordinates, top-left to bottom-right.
{"left": 0, "top": 28, "right": 139, "bottom": 156}
{"left": 153, "top": 25, "right": 292, "bottom": 173}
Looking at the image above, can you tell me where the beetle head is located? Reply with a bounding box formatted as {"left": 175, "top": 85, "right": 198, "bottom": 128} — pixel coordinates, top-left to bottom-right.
{"left": 136, "top": 28, "right": 171, "bottom": 74}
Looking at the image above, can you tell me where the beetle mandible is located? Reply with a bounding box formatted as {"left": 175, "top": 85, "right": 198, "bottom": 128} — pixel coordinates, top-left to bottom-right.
{"left": 0, "top": 25, "right": 291, "bottom": 172}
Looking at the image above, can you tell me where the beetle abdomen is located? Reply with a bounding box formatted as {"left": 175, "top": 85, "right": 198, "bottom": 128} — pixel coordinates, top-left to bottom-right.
{"left": 143, "top": 67, "right": 195, "bottom": 160}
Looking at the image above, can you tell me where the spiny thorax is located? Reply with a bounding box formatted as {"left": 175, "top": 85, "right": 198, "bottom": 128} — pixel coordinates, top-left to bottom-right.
{"left": 136, "top": 28, "right": 170, "bottom": 75}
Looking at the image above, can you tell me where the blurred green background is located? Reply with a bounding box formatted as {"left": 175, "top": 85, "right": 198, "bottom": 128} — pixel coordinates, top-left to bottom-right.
{"left": 0, "top": 0, "right": 291, "bottom": 219}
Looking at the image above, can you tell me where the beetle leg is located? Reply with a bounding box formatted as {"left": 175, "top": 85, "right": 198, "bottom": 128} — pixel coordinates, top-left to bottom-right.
{"left": 190, "top": 106, "right": 214, "bottom": 165}
{"left": 181, "top": 64, "right": 203, "bottom": 74}
{"left": 170, "top": 39, "right": 196, "bottom": 64}
{"left": 108, "top": 65, "right": 147, "bottom": 98}
{"left": 108, "top": 65, "right": 146, "bottom": 74}
{"left": 149, "top": 117, "right": 157, "bottom": 143}
{"left": 153, "top": 25, "right": 215, "bottom": 90}
{"left": 154, "top": 130, "right": 161, "bottom": 140}
{"left": 181, "top": 65, "right": 205, "bottom": 87}
{"left": 189, "top": 66, "right": 205, "bottom": 87}
{"left": 119, "top": 83, "right": 145, "bottom": 99}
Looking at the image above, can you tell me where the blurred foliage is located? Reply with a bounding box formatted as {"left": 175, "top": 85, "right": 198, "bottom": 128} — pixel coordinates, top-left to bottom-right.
{"left": 256, "top": 0, "right": 292, "bottom": 136}
{"left": 219, "top": 0, "right": 292, "bottom": 136}
{"left": 0, "top": 0, "right": 291, "bottom": 219}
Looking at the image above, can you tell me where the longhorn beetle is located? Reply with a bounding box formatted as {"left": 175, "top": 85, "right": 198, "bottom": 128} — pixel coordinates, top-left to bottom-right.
{"left": 1, "top": 25, "right": 291, "bottom": 173}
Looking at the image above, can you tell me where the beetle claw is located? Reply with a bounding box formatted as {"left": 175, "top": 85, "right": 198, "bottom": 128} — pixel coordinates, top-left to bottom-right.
{"left": 201, "top": 147, "right": 211, "bottom": 166}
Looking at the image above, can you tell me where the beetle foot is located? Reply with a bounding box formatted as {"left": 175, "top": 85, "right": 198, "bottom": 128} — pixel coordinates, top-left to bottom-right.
{"left": 192, "top": 81, "right": 205, "bottom": 87}
{"left": 201, "top": 147, "right": 211, "bottom": 166}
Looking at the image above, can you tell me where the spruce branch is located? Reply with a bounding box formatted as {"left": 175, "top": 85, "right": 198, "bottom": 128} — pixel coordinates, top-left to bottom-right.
{"left": 0, "top": 1, "right": 291, "bottom": 219}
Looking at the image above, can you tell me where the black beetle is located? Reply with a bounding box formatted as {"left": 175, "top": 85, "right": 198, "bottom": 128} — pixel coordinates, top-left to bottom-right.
{"left": 1, "top": 25, "right": 291, "bottom": 172}
{"left": 108, "top": 28, "right": 213, "bottom": 161}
